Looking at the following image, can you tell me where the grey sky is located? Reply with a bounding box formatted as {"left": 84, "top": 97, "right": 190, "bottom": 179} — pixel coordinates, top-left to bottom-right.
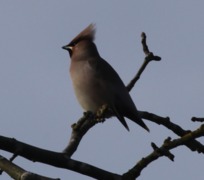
{"left": 0, "top": 1, "right": 204, "bottom": 179}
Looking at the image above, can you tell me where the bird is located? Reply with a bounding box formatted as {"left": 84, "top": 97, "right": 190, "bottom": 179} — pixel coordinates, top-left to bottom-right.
{"left": 62, "top": 24, "right": 149, "bottom": 132}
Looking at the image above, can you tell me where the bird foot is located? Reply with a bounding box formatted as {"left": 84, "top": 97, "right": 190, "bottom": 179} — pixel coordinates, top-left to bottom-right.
{"left": 83, "top": 111, "right": 94, "bottom": 118}
{"left": 95, "top": 104, "right": 109, "bottom": 122}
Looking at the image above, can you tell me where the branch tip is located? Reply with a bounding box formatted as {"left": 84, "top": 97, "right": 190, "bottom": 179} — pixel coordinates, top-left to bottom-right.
{"left": 192, "top": 117, "right": 204, "bottom": 122}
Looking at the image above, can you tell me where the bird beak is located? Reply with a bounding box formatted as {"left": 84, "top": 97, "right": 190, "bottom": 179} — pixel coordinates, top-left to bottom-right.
{"left": 62, "top": 45, "right": 72, "bottom": 51}
{"left": 62, "top": 45, "right": 73, "bottom": 57}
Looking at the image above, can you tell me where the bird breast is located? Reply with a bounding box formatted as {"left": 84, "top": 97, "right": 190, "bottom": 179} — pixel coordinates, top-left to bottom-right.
{"left": 70, "top": 60, "right": 109, "bottom": 112}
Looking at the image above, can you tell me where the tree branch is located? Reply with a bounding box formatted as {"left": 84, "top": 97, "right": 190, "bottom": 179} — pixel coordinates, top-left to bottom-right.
{"left": 192, "top": 117, "right": 204, "bottom": 122}
{"left": 1, "top": 123, "right": 203, "bottom": 180}
{"left": 62, "top": 112, "right": 97, "bottom": 156}
{"left": 140, "top": 111, "right": 204, "bottom": 153}
{"left": 126, "top": 32, "right": 161, "bottom": 91}
{"left": 0, "top": 155, "right": 58, "bottom": 180}
{"left": 123, "top": 124, "right": 204, "bottom": 179}
{"left": 0, "top": 136, "right": 121, "bottom": 180}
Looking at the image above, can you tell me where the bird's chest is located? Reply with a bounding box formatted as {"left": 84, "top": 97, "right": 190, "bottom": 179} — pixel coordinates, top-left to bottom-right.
{"left": 69, "top": 61, "right": 106, "bottom": 112}
{"left": 70, "top": 61, "right": 95, "bottom": 90}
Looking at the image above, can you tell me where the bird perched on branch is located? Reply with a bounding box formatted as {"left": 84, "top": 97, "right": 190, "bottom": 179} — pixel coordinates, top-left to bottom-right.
{"left": 62, "top": 24, "right": 149, "bottom": 132}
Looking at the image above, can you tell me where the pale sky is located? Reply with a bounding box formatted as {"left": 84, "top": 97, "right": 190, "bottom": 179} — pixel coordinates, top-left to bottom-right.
{"left": 0, "top": 1, "right": 204, "bottom": 179}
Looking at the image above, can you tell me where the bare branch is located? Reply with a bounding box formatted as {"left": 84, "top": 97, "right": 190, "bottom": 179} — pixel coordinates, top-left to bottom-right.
{"left": 0, "top": 136, "right": 121, "bottom": 180}
{"left": 63, "top": 112, "right": 97, "bottom": 156}
{"left": 0, "top": 155, "right": 58, "bottom": 180}
{"left": 126, "top": 32, "right": 161, "bottom": 92}
{"left": 151, "top": 141, "right": 174, "bottom": 161}
{"left": 192, "top": 117, "right": 204, "bottom": 122}
{"left": 140, "top": 111, "right": 204, "bottom": 153}
{"left": 123, "top": 124, "right": 204, "bottom": 179}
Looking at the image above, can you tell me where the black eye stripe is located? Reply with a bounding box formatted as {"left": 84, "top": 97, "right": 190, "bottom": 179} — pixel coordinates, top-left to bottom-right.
{"left": 69, "top": 38, "right": 82, "bottom": 46}
{"left": 69, "top": 37, "right": 91, "bottom": 47}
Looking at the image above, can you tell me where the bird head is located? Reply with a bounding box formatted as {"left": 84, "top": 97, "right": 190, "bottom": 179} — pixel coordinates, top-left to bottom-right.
{"left": 62, "top": 24, "right": 99, "bottom": 59}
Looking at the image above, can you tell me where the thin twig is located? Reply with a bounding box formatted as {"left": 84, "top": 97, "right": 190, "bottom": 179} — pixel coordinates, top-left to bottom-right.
{"left": 123, "top": 124, "right": 204, "bottom": 179}
{"left": 192, "top": 117, "right": 204, "bottom": 122}
{"left": 140, "top": 111, "right": 204, "bottom": 153}
{"left": 126, "top": 32, "right": 161, "bottom": 91}
{"left": 0, "top": 155, "right": 59, "bottom": 180}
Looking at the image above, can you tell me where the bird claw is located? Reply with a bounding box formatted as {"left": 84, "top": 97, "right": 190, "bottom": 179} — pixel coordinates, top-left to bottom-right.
{"left": 83, "top": 109, "right": 106, "bottom": 122}
{"left": 83, "top": 111, "right": 94, "bottom": 118}
{"left": 95, "top": 104, "right": 109, "bottom": 122}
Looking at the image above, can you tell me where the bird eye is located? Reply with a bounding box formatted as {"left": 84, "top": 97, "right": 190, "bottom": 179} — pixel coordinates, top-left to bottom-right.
{"left": 72, "top": 42, "right": 77, "bottom": 46}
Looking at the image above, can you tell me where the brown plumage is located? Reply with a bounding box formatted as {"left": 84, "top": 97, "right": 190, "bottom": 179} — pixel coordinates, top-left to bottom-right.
{"left": 62, "top": 24, "right": 149, "bottom": 132}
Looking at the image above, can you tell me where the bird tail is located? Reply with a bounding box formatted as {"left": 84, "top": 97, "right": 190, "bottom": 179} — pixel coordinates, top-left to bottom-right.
{"left": 112, "top": 105, "right": 149, "bottom": 132}
{"left": 129, "top": 113, "right": 149, "bottom": 132}
{"left": 112, "top": 106, "right": 130, "bottom": 131}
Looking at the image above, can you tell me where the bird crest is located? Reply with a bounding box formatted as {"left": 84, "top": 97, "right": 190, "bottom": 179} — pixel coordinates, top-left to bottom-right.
{"left": 68, "top": 24, "right": 96, "bottom": 46}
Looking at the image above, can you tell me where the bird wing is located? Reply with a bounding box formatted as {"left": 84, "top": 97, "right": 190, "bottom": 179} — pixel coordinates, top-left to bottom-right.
{"left": 89, "top": 58, "right": 149, "bottom": 131}
{"left": 88, "top": 58, "right": 132, "bottom": 130}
